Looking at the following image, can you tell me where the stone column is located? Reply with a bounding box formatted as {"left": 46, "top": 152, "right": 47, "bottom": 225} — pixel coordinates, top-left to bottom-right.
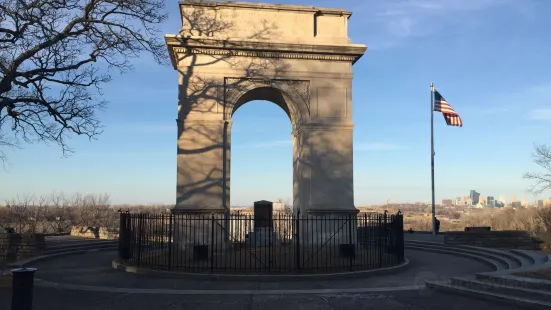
{"left": 294, "top": 123, "right": 356, "bottom": 214}
{"left": 173, "top": 119, "right": 230, "bottom": 253}
{"left": 294, "top": 123, "right": 357, "bottom": 246}
{"left": 175, "top": 119, "right": 230, "bottom": 213}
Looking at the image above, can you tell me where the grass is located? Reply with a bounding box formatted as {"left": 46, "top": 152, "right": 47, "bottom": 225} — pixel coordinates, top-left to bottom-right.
{"left": 126, "top": 244, "right": 399, "bottom": 274}
{"left": 0, "top": 274, "right": 11, "bottom": 288}
{"left": 515, "top": 268, "right": 551, "bottom": 281}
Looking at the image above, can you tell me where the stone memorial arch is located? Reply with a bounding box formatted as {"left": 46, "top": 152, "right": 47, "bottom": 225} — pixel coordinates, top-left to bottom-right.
{"left": 166, "top": 1, "right": 366, "bottom": 216}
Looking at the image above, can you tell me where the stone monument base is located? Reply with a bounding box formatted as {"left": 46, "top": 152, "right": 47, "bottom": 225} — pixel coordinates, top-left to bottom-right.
{"left": 245, "top": 227, "right": 278, "bottom": 247}
{"left": 298, "top": 211, "right": 358, "bottom": 246}
{"left": 172, "top": 213, "right": 229, "bottom": 252}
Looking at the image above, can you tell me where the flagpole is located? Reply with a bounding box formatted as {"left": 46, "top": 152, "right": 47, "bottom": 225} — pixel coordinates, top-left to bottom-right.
{"left": 430, "top": 82, "right": 436, "bottom": 236}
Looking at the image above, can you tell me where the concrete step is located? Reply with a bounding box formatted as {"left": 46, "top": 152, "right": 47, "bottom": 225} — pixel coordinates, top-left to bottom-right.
{"left": 405, "top": 245, "right": 500, "bottom": 271}
{"left": 426, "top": 280, "right": 551, "bottom": 310}
{"left": 9, "top": 246, "right": 118, "bottom": 268}
{"left": 510, "top": 249, "right": 550, "bottom": 264}
{"left": 46, "top": 239, "right": 118, "bottom": 248}
{"left": 450, "top": 277, "right": 551, "bottom": 301}
{"left": 455, "top": 245, "right": 525, "bottom": 268}
{"left": 42, "top": 244, "right": 118, "bottom": 255}
{"left": 405, "top": 242, "right": 514, "bottom": 270}
{"left": 46, "top": 240, "right": 117, "bottom": 250}
{"left": 475, "top": 274, "right": 551, "bottom": 291}
{"left": 406, "top": 241, "right": 528, "bottom": 269}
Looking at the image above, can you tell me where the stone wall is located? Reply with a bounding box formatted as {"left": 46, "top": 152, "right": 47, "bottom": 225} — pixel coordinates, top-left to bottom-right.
{"left": 0, "top": 233, "right": 46, "bottom": 263}
{"left": 70, "top": 226, "right": 118, "bottom": 240}
{"left": 444, "top": 230, "right": 542, "bottom": 250}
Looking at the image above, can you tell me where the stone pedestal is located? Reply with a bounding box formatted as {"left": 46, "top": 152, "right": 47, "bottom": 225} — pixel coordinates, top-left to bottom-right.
{"left": 172, "top": 214, "right": 230, "bottom": 253}
{"left": 293, "top": 124, "right": 356, "bottom": 216}
{"left": 297, "top": 213, "right": 358, "bottom": 247}
{"left": 246, "top": 200, "right": 277, "bottom": 247}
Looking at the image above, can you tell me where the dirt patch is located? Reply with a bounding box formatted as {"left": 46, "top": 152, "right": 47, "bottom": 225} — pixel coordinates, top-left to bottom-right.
{"left": 0, "top": 274, "right": 11, "bottom": 288}
{"left": 515, "top": 268, "right": 551, "bottom": 281}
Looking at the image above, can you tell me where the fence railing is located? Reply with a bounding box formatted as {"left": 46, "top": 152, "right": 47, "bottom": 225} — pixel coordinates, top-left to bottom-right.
{"left": 118, "top": 212, "right": 404, "bottom": 274}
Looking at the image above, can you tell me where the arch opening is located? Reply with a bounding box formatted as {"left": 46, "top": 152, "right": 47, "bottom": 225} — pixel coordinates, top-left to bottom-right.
{"left": 229, "top": 85, "right": 304, "bottom": 127}
{"left": 232, "top": 87, "right": 290, "bottom": 119}
{"left": 229, "top": 99, "right": 293, "bottom": 208}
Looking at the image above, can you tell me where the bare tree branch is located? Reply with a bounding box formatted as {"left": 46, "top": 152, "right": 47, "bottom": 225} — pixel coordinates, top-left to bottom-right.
{"left": 524, "top": 143, "right": 551, "bottom": 195}
{"left": 0, "top": 0, "right": 169, "bottom": 156}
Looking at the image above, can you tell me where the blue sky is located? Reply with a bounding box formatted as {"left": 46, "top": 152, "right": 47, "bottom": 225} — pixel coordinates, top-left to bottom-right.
{"left": 2, "top": 0, "right": 551, "bottom": 206}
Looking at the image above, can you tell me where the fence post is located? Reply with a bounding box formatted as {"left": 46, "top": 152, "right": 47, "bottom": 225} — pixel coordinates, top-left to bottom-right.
{"left": 11, "top": 268, "right": 37, "bottom": 310}
{"left": 118, "top": 212, "right": 124, "bottom": 259}
{"left": 160, "top": 214, "right": 165, "bottom": 253}
{"left": 136, "top": 214, "right": 143, "bottom": 267}
{"left": 378, "top": 214, "right": 382, "bottom": 267}
{"left": 210, "top": 214, "right": 215, "bottom": 273}
{"left": 295, "top": 211, "right": 301, "bottom": 270}
{"left": 347, "top": 214, "right": 352, "bottom": 270}
{"left": 397, "top": 214, "right": 405, "bottom": 262}
{"left": 168, "top": 214, "right": 173, "bottom": 270}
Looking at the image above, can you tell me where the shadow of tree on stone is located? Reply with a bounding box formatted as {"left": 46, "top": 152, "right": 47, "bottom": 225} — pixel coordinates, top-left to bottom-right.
{"left": 169, "top": 1, "right": 366, "bottom": 223}
{"left": 170, "top": 2, "right": 291, "bottom": 212}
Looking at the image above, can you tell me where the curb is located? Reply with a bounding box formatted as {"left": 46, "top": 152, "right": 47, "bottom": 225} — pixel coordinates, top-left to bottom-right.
{"left": 406, "top": 243, "right": 511, "bottom": 269}
{"left": 33, "top": 277, "right": 424, "bottom": 295}
{"left": 477, "top": 253, "right": 551, "bottom": 278}
{"left": 111, "top": 258, "right": 411, "bottom": 282}
{"left": 8, "top": 247, "right": 117, "bottom": 268}
{"left": 426, "top": 281, "right": 551, "bottom": 310}
{"left": 404, "top": 245, "right": 499, "bottom": 271}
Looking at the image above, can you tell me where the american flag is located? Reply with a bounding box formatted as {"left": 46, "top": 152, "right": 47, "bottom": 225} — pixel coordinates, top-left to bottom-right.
{"left": 433, "top": 90, "right": 463, "bottom": 127}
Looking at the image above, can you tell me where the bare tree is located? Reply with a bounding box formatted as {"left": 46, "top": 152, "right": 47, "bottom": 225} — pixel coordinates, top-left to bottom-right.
{"left": 0, "top": 0, "right": 168, "bottom": 156}
{"left": 525, "top": 143, "right": 551, "bottom": 194}
{"left": 46, "top": 191, "right": 79, "bottom": 232}
{"left": 5, "top": 193, "right": 37, "bottom": 232}
{"left": 79, "top": 193, "right": 117, "bottom": 228}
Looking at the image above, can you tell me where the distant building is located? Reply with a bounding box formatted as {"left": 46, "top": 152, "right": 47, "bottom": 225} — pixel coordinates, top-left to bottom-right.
{"left": 487, "top": 196, "right": 495, "bottom": 207}
{"left": 470, "top": 190, "right": 480, "bottom": 205}
{"left": 511, "top": 201, "right": 522, "bottom": 207}
{"left": 480, "top": 196, "right": 487, "bottom": 205}
{"left": 454, "top": 197, "right": 471, "bottom": 206}
{"left": 521, "top": 199, "right": 528, "bottom": 207}
{"left": 273, "top": 202, "right": 286, "bottom": 211}
{"left": 536, "top": 200, "right": 544, "bottom": 208}
{"left": 442, "top": 199, "right": 453, "bottom": 206}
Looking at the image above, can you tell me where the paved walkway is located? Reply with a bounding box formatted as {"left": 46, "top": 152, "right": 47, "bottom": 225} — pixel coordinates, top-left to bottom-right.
{"left": 0, "top": 286, "right": 526, "bottom": 309}
{"left": 404, "top": 232, "right": 445, "bottom": 243}
{"left": 30, "top": 249, "right": 488, "bottom": 291}
{"left": 0, "top": 236, "right": 528, "bottom": 309}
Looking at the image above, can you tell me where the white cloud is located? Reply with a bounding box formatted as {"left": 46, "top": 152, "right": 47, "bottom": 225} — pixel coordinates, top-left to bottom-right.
{"left": 528, "top": 109, "right": 551, "bottom": 121}
{"left": 349, "top": 0, "right": 530, "bottom": 49}
{"left": 461, "top": 83, "right": 551, "bottom": 117}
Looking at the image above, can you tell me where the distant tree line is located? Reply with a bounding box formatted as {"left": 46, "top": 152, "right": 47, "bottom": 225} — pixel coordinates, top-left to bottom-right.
{"left": 404, "top": 206, "right": 551, "bottom": 251}
{"left": 0, "top": 192, "right": 172, "bottom": 234}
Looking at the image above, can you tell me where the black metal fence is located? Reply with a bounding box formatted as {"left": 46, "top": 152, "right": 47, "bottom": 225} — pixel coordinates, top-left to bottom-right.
{"left": 118, "top": 212, "right": 404, "bottom": 274}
